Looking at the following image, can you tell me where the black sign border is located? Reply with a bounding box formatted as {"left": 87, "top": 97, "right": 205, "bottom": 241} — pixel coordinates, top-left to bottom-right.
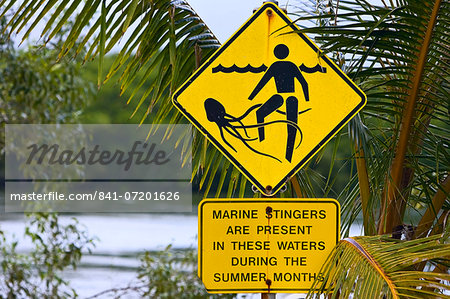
{"left": 173, "top": 3, "right": 366, "bottom": 196}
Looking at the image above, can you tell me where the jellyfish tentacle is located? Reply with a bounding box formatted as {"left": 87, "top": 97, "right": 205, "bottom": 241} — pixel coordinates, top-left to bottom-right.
{"left": 235, "top": 119, "right": 250, "bottom": 138}
{"left": 234, "top": 119, "right": 302, "bottom": 135}
{"left": 275, "top": 108, "right": 312, "bottom": 115}
{"left": 224, "top": 126, "right": 257, "bottom": 141}
{"left": 225, "top": 114, "right": 250, "bottom": 138}
{"left": 205, "top": 97, "right": 305, "bottom": 160}
{"left": 232, "top": 104, "right": 262, "bottom": 121}
{"left": 227, "top": 125, "right": 281, "bottom": 162}
{"left": 234, "top": 120, "right": 303, "bottom": 148}
{"left": 239, "top": 134, "right": 282, "bottom": 163}
{"left": 295, "top": 129, "right": 303, "bottom": 149}
{"left": 219, "top": 126, "right": 236, "bottom": 152}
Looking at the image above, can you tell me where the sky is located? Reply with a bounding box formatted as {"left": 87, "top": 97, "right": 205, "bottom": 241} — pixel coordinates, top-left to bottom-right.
{"left": 14, "top": 0, "right": 292, "bottom": 50}
{"left": 186, "top": 0, "right": 292, "bottom": 43}
{"left": 188, "top": 0, "right": 384, "bottom": 43}
{"left": 13, "top": 0, "right": 384, "bottom": 49}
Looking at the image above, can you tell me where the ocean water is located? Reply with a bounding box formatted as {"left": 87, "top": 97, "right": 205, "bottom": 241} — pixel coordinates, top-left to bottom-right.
{"left": 0, "top": 213, "right": 363, "bottom": 298}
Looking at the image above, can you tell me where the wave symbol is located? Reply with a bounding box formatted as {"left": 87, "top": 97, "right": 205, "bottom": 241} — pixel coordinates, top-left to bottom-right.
{"left": 212, "top": 64, "right": 268, "bottom": 74}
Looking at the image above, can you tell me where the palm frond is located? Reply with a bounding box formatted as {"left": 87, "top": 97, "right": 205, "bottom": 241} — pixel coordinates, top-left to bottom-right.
{"left": 2, "top": 0, "right": 239, "bottom": 196}
{"left": 2, "top": 0, "right": 224, "bottom": 131}
{"left": 308, "top": 234, "right": 450, "bottom": 299}
{"left": 292, "top": 0, "right": 449, "bottom": 235}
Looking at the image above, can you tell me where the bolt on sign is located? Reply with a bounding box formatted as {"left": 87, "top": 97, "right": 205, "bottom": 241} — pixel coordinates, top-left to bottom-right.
{"left": 173, "top": 2, "right": 366, "bottom": 196}
{"left": 198, "top": 198, "right": 340, "bottom": 293}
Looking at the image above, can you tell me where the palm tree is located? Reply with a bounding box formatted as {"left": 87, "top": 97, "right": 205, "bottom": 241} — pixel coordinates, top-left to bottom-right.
{"left": 1, "top": 0, "right": 448, "bottom": 297}
{"left": 291, "top": 0, "right": 450, "bottom": 296}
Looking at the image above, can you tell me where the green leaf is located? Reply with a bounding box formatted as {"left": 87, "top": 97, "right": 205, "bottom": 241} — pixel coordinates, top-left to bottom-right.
{"left": 308, "top": 235, "right": 450, "bottom": 299}
{"left": 122, "top": 0, "right": 139, "bottom": 34}
{"left": 98, "top": 0, "right": 106, "bottom": 89}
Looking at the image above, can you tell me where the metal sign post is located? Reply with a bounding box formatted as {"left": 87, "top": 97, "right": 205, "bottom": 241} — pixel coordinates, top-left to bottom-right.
{"left": 171, "top": 1, "right": 365, "bottom": 297}
{"left": 262, "top": 293, "right": 276, "bottom": 299}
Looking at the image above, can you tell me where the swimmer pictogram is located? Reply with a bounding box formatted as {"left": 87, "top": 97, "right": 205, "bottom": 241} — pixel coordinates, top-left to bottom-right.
{"left": 206, "top": 44, "right": 326, "bottom": 162}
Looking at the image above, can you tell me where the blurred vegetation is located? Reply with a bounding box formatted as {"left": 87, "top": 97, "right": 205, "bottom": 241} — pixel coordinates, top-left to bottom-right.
{"left": 0, "top": 17, "right": 94, "bottom": 186}
{"left": 138, "top": 247, "right": 228, "bottom": 298}
{"left": 87, "top": 246, "right": 236, "bottom": 299}
{"left": 0, "top": 18, "right": 94, "bottom": 149}
{"left": 0, "top": 16, "right": 98, "bottom": 299}
{"left": 0, "top": 11, "right": 234, "bottom": 298}
{"left": 0, "top": 214, "right": 96, "bottom": 298}
{"left": 79, "top": 55, "right": 151, "bottom": 124}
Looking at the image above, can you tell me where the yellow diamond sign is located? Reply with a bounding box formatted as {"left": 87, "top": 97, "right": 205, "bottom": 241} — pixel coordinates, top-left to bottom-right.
{"left": 173, "top": 3, "right": 366, "bottom": 195}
